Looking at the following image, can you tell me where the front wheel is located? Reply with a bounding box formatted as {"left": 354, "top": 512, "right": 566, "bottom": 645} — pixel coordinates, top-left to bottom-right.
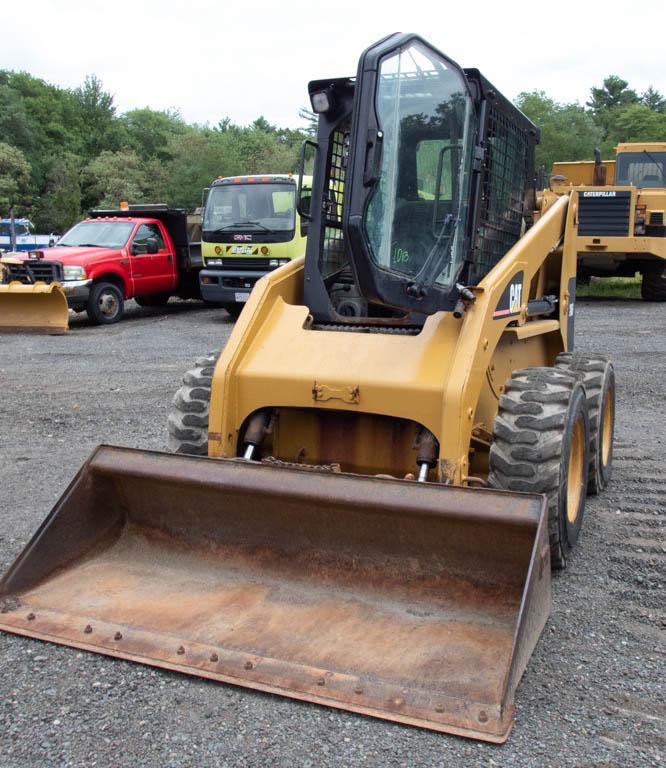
{"left": 167, "top": 351, "right": 220, "bottom": 455}
{"left": 641, "top": 263, "right": 666, "bottom": 301}
{"left": 86, "top": 282, "right": 124, "bottom": 325}
{"left": 489, "top": 367, "right": 590, "bottom": 570}
{"left": 223, "top": 302, "right": 244, "bottom": 319}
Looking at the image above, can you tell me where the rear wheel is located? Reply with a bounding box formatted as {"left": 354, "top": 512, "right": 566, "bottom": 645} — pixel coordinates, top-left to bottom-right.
{"left": 167, "top": 351, "right": 220, "bottom": 455}
{"left": 86, "top": 281, "right": 124, "bottom": 325}
{"left": 489, "top": 367, "right": 590, "bottom": 570}
{"left": 641, "top": 263, "right": 666, "bottom": 301}
{"left": 555, "top": 353, "right": 615, "bottom": 494}
{"left": 223, "top": 302, "right": 244, "bottom": 319}
{"left": 135, "top": 293, "right": 170, "bottom": 308}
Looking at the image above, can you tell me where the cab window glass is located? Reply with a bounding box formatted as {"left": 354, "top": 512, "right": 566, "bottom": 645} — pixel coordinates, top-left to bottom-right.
{"left": 133, "top": 224, "right": 165, "bottom": 252}
{"left": 615, "top": 152, "right": 666, "bottom": 187}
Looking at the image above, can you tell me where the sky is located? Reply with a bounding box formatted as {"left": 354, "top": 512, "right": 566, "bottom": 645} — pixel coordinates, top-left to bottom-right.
{"left": 3, "top": 0, "right": 665, "bottom": 129}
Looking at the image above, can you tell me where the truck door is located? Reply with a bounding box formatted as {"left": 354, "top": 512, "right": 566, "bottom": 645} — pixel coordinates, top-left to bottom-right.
{"left": 129, "top": 223, "right": 176, "bottom": 295}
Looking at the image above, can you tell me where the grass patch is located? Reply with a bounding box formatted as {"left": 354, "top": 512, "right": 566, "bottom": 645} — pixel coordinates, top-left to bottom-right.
{"left": 577, "top": 275, "right": 642, "bottom": 299}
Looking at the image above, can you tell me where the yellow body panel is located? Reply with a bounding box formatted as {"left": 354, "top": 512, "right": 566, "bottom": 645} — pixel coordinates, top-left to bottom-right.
{"left": 208, "top": 194, "right": 576, "bottom": 484}
{"left": 551, "top": 160, "right": 616, "bottom": 190}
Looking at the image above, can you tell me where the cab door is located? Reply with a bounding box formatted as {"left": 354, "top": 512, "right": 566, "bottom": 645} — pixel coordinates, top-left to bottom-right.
{"left": 129, "top": 223, "right": 176, "bottom": 294}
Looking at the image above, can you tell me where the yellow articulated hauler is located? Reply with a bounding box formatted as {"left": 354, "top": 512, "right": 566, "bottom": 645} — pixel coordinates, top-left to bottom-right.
{"left": 199, "top": 173, "right": 312, "bottom": 317}
{"left": 548, "top": 142, "right": 666, "bottom": 300}
{"left": 0, "top": 34, "right": 615, "bottom": 743}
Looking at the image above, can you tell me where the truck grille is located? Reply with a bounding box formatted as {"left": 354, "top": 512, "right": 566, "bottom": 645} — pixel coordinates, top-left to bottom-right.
{"left": 578, "top": 191, "right": 631, "bottom": 236}
{"left": 220, "top": 257, "right": 271, "bottom": 270}
{"left": 4, "top": 260, "right": 63, "bottom": 284}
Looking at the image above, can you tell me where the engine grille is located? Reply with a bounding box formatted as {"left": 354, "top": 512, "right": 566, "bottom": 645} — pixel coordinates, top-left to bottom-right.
{"left": 4, "top": 260, "right": 63, "bottom": 284}
{"left": 218, "top": 257, "right": 270, "bottom": 270}
{"left": 578, "top": 192, "right": 631, "bottom": 236}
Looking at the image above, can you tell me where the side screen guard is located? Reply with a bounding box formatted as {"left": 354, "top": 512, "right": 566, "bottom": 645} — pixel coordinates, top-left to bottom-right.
{"left": 343, "top": 33, "right": 476, "bottom": 315}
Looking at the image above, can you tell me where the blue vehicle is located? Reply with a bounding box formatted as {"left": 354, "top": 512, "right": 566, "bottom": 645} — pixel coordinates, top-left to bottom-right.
{"left": 0, "top": 219, "right": 57, "bottom": 252}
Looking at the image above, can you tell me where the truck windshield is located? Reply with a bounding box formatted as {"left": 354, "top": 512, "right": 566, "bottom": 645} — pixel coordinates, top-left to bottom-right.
{"left": 204, "top": 184, "right": 296, "bottom": 233}
{"left": 58, "top": 221, "right": 135, "bottom": 248}
{"left": 615, "top": 152, "right": 666, "bottom": 187}
{"left": 363, "top": 40, "right": 474, "bottom": 291}
{"left": 1, "top": 222, "right": 31, "bottom": 237}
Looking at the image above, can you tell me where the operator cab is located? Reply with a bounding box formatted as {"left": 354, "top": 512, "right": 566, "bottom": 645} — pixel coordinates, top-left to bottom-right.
{"left": 299, "top": 33, "right": 538, "bottom": 326}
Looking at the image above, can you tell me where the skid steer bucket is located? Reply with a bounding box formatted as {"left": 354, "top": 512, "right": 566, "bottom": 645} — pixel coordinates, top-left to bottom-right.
{"left": 0, "top": 281, "right": 69, "bottom": 334}
{"left": 0, "top": 446, "right": 550, "bottom": 742}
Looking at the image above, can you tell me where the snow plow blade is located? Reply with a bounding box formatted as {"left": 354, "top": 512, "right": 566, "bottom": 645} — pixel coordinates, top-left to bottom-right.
{"left": 0, "top": 445, "right": 550, "bottom": 743}
{"left": 0, "top": 281, "right": 68, "bottom": 334}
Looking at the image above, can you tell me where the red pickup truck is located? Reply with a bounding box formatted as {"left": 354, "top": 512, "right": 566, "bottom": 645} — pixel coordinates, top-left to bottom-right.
{"left": 3, "top": 205, "right": 203, "bottom": 324}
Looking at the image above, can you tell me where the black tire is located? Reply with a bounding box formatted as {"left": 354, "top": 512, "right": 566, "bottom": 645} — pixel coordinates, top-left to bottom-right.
{"left": 135, "top": 293, "right": 171, "bottom": 308}
{"left": 489, "top": 367, "right": 590, "bottom": 570}
{"left": 555, "top": 353, "right": 615, "bottom": 495}
{"left": 167, "top": 351, "right": 220, "bottom": 455}
{"left": 223, "top": 302, "right": 244, "bottom": 319}
{"left": 641, "top": 263, "right": 666, "bottom": 301}
{"left": 86, "top": 281, "right": 124, "bottom": 325}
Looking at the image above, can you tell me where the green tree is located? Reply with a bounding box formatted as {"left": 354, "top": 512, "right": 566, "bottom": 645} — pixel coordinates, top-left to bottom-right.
{"left": 516, "top": 91, "right": 602, "bottom": 171}
{"left": 0, "top": 141, "right": 31, "bottom": 214}
{"left": 0, "top": 84, "right": 35, "bottom": 153}
{"left": 75, "top": 75, "right": 125, "bottom": 159}
{"left": 641, "top": 86, "right": 666, "bottom": 113}
{"left": 82, "top": 149, "right": 148, "bottom": 208}
{"left": 122, "top": 108, "right": 185, "bottom": 161}
{"left": 33, "top": 153, "right": 83, "bottom": 232}
{"left": 603, "top": 104, "right": 666, "bottom": 151}
{"left": 587, "top": 75, "right": 639, "bottom": 113}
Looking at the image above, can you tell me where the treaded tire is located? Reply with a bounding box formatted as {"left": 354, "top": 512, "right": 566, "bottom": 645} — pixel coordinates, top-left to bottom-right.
{"left": 167, "top": 351, "right": 220, "bottom": 454}
{"left": 555, "top": 353, "right": 615, "bottom": 495}
{"left": 86, "top": 282, "right": 124, "bottom": 325}
{"left": 489, "top": 367, "right": 590, "bottom": 570}
{"left": 641, "top": 263, "right": 666, "bottom": 301}
{"left": 135, "top": 293, "right": 171, "bottom": 307}
{"left": 223, "top": 303, "right": 244, "bottom": 319}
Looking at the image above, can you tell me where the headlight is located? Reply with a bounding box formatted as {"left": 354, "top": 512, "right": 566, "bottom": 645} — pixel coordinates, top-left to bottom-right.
{"left": 207, "top": 258, "right": 222, "bottom": 266}
{"left": 278, "top": 259, "right": 290, "bottom": 265}
{"left": 269, "top": 259, "right": 279, "bottom": 267}
{"left": 62, "top": 265, "right": 86, "bottom": 280}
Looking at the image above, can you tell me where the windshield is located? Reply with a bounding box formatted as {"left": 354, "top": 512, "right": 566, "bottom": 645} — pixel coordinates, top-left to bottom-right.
{"left": 203, "top": 183, "right": 296, "bottom": 233}
{"left": 363, "top": 41, "right": 474, "bottom": 290}
{"left": 615, "top": 152, "right": 666, "bottom": 187}
{"left": 1, "top": 223, "right": 31, "bottom": 237}
{"left": 58, "top": 221, "right": 135, "bottom": 248}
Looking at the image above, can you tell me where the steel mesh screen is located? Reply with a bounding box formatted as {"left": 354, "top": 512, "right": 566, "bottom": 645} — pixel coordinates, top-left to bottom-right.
{"left": 320, "top": 122, "right": 350, "bottom": 279}
{"left": 473, "top": 106, "right": 530, "bottom": 278}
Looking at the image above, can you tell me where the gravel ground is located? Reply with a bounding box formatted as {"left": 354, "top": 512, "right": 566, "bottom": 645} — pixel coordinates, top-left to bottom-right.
{"left": 0, "top": 298, "right": 664, "bottom": 767}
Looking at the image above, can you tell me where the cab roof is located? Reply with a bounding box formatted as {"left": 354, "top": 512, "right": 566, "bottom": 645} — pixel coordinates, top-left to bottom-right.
{"left": 211, "top": 174, "right": 312, "bottom": 186}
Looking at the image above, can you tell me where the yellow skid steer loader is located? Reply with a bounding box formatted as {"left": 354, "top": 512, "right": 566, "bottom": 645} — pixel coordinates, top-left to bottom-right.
{"left": 0, "top": 34, "right": 615, "bottom": 743}
{"left": 0, "top": 257, "right": 69, "bottom": 334}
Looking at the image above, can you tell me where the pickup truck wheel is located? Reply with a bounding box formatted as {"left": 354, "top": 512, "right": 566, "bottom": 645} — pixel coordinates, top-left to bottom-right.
{"left": 86, "top": 282, "right": 124, "bottom": 325}
{"left": 488, "top": 367, "right": 590, "bottom": 570}
{"left": 135, "top": 293, "right": 171, "bottom": 308}
{"left": 168, "top": 351, "right": 220, "bottom": 454}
